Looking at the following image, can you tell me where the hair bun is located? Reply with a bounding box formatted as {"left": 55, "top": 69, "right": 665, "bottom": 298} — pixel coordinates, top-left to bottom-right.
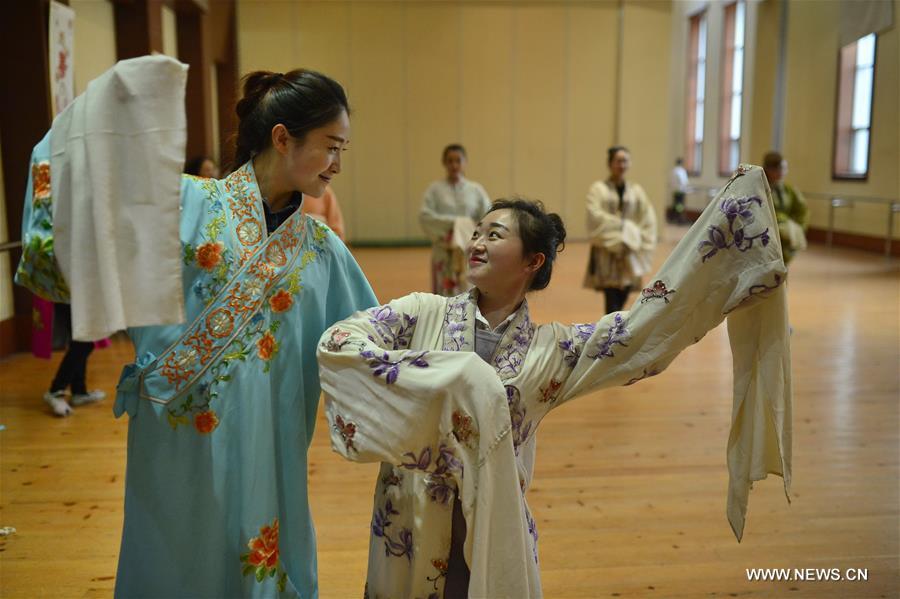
{"left": 235, "top": 71, "right": 282, "bottom": 119}
{"left": 548, "top": 213, "right": 567, "bottom": 253}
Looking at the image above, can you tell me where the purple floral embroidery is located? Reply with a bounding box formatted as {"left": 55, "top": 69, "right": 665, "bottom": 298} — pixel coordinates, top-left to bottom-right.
{"left": 424, "top": 474, "right": 455, "bottom": 505}
{"left": 506, "top": 385, "right": 533, "bottom": 452}
{"left": 587, "top": 313, "right": 631, "bottom": 360}
{"left": 401, "top": 443, "right": 464, "bottom": 478}
{"left": 573, "top": 323, "right": 596, "bottom": 342}
{"left": 559, "top": 323, "right": 595, "bottom": 368}
{"left": 435, "top": 443, "right": 464, "bottom": 476}
{"left": 698, "top": 196, "right": 770, "bottom": 263}
{"left": 401, "top": 446, "right": 432, "bottom": 471}
{"left": 367, "top": 305, "right": 418, "bottom": 350}
{"left": 493, "top": 320, "right": 534, "bottom": 378}
{"left": 384, "top": 528, "right": 414, "bottom": 561}
{"left": 371, "top": 499, "right": 398, "bottom": 539}
{"left": 381, "top": 469, "right": 402, "bottom": 490}
{"left": 372, "top": 500, "right": 413, "bottom": 561}
{"left": 360, "top": 349, "right": 429, "bottom": 384}
{"left": 640, "top": 280, "right": 676, "bottom": 304}
{"left": 442, "top": 295, "right": 470, "bottom": 351}
{"left": 558, "top": 339, "right": 581, "bottom": 368}
{"left": 723, "top": 273, "right": 785, "bottom": 315}
{"left": 525, "top": 505, "right": 539, "bottom": 564}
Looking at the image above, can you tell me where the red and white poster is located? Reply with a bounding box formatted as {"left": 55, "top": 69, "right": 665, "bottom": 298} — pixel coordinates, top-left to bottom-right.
{"left": 49, "top": 0, "right": 75, "bottom": 117}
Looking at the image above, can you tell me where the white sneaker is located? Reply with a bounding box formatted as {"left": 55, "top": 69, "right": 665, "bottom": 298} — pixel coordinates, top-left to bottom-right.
{"left": 71, "top": 389, "right": 106, "bottom": 407}
{"left": 43, "top": 391, "right": 73, "bottom": 417}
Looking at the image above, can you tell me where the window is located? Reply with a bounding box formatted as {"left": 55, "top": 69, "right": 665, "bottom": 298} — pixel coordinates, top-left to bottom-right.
{"left": 684, "top": 11, "right": 707, "bottom": 176}
{"left": 834, "top": 33, "right": 876, "bottom": 179}
{"left": 719, "top": 1, "right": 745, "bottom": 176}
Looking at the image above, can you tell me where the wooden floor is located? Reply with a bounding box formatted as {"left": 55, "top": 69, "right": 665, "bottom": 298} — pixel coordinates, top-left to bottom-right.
{"left": 1, "top": 225, "right": 898, "bottom": 598}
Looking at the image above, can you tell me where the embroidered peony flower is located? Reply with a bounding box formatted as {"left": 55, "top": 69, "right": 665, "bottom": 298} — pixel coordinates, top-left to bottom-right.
{"left": 257, "top": 332, "right": 278, "bottom": 361}
{"left": 431, "top": 558, "right": 448, "bottom": 574}
{"left": 32, "top": 162, "right": 51, "bottom": 200}
{"left": 245, "top": 518, "right": 280, "bottom": 569}
{"left": 196, "top": 241, "right": 225, "bottom": 271}
{"left": 268, "top": 289, "right": 293, "bottom": 313}
{"left": 193, "top": 410, "right": 219, "bottom": 434}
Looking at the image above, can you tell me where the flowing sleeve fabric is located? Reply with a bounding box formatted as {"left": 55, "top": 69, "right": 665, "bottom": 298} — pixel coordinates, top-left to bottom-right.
{"left": 420, "top": 183, "right": 456, "bottom": 241}
{"left": 586, "top": 181, "right": 624, "bottom": 248}
{"left": 317, "top": 293, "right": 539, "bottom": 597}
{"left": 43, "top": 55, "right": 188, "bottom": 340}
{"left": 15, "top": 132, "right": 71, "bottom": 303}
{"left": 549, "top": 165, "right": 791, "bottom": 541}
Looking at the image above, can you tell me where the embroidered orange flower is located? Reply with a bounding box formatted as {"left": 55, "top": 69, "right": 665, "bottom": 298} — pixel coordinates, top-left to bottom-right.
{"left": 32, "top": 162, "right": 50, "bottom": 200}
{"left": 245, "top": 518, "right": 280, "bottom": 569}
{"left": 193, "top": 410, "right": 219, "bottom": 434}
{"left": 196, "top": 241, "right": 225, "bottom": 271}
{"left": 257, "top": 332, "right": 278, "bottom": 361}
{"left": 431, "top": 558, "right": 448, "bottom": 574}
{"left": 268, "top": 289, "right": 293, "bottom": 313}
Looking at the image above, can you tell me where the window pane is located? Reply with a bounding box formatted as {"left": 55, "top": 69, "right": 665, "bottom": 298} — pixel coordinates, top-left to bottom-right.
{"left": 851, "top": 129, "right": 869, "bottom": 173}
{"left": 699, "top": 17, "right": 707, "bottom": 59}
{"left": 856, "top": 33, "right": 875, "bottom": 67}
{"left": 735, "top": 1, "right": 745, "bottom": 45}
{"left": 852, "top": 66, "right": 873, "bottom": 128}
{"left": 697, "top": 62, "right": 706, "bottom": 101}
{"left": 732, "top": 47, "right": 744, "bottom": 93}
{"left": 695, "top": 102, "right": 705, "bottom": 141}
{"left": 730, "top": 93, "right": 742, "bottom": 139}
{"left": 694, "top": 143, "right": 703, "bottom": 169}
{"left": 730, "top": 140, "right": 740, "bottom": 171}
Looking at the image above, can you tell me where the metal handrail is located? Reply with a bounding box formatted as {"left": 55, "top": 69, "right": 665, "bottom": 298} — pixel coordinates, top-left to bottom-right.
{"left": 804, "top": 194, "right": 899, "bottom": 258}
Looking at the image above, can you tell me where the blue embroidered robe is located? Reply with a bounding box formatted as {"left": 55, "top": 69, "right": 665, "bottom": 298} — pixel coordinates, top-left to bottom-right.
{"left": 16, "top": 132, "right": 378, "bottom": 598}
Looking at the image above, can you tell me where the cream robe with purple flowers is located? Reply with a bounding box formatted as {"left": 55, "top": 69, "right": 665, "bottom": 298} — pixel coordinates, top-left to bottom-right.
{"left": 318, "top": 165, "right": 793, "bottom": 599}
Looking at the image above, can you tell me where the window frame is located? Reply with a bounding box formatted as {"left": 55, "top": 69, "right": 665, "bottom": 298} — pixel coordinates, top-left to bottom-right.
{"left": 718, "top": 1, "right": 745, "bottom": 177}
{"left": 684, "top": 9, "right": 708, "bottom": 177}
{"left": 832, "top": 33, "right": 878, "bottom": 181}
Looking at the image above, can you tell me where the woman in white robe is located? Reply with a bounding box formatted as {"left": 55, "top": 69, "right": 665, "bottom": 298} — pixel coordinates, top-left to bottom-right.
{"left": 319, "top": 165, "right": 792, "bottom": 598}
{"left": 420, "top": 144, "right": 491, "bottom": 296}
{"left": 584, "top": 146, "right": 657, "bottom": 314}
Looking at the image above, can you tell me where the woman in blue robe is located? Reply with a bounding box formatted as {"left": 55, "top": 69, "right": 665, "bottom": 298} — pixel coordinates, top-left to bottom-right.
{"left": 17, "top": 67, "right": 377, "bottom": 597}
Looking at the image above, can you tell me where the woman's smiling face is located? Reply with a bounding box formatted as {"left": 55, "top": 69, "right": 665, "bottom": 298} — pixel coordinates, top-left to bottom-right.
{"left": 466, "top": 208, "right": 532, "bottom": 292}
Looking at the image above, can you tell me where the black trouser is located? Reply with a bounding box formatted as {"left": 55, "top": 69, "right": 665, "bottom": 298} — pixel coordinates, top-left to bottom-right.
{"left": 443, "top": 496, "right": 470, "bottom": 598}
{"left": 603, "top": 286, "right": 632, "bottom": 314}
{"left": 49, "top": 305, "right": 94, "bottom": 395}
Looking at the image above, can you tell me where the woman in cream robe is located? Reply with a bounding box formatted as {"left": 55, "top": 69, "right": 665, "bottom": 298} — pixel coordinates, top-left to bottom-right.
{"left": 318, "top": 165, "right": 791, "bottom": 598}
{"left": 584, "top": 146, "right": 657, "bottom": 314}
{"left": 420, "top": 144, "right": 491, "bottom": 296}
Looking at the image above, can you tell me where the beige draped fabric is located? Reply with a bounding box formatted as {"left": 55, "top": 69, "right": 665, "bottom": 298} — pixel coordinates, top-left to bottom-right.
{"left": 50, "top": 55, "right": 188, "bottom": 341}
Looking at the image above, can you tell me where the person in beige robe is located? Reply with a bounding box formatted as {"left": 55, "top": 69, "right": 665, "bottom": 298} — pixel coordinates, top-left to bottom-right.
{"left": 584, "top": 146, "right": 657, "bottom": 314}
{"left": 420, "top": 144, "right": 491, "bottom": 296}
{"left": 318, "top": 166, "right": 791, "bottom": 598}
